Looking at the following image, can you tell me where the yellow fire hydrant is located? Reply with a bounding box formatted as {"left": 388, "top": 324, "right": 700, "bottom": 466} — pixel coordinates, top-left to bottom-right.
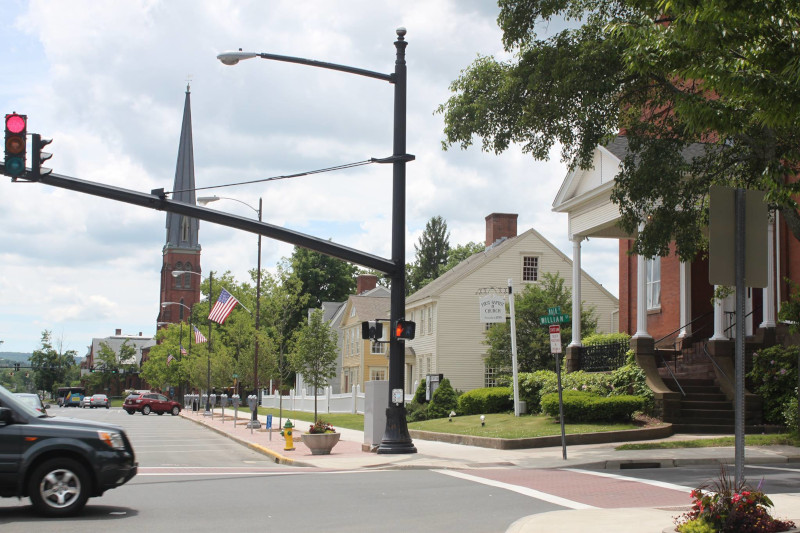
{"left": 281, "top": 419, "right": 295, "bottom": 451}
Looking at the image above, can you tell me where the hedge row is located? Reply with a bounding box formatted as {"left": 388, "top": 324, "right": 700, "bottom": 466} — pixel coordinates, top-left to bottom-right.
{"left": 457, "top": 386, "right": 513, "bottom": 415}
{"left": 540, "top": 390, "right": 644, "bottom": 423}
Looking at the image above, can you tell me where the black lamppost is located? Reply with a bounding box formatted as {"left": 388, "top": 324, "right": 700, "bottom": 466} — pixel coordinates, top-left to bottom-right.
{"left": 198, "top": 195, "right": 263, "bottom": 429}
{"left": 217, "top": 28, "right": 415, "bottom": 453}
{"left": 161, "top": 300, "right": 193, "bottom": 398}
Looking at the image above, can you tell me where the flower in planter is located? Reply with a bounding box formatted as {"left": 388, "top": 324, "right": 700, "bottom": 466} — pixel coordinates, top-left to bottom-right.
{"left": 308, "top": 420, "right": 336, "bottom": 434}
{"left": 674, "top": 467, "right": 795, "bottom": 532}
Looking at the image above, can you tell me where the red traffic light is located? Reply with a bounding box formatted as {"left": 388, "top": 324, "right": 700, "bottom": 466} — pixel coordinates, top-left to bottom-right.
{"left": 4, "top": 113, "right": 27, "bottom": 178}
{"left": 5, "top": 114, "right": 25, "bottom": 134}
{"left": 394, "top": 320, "right": 416, "bottom": 340}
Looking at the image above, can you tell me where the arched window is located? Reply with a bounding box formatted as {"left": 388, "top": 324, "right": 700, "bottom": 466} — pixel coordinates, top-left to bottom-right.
{"left": 181, "top": 217, "right": 190, "bottom": 243}
{"left": 183, "top": 263, "right": 192, "bottom": 289}
{"left": 174, "top": 262, "right": 183, "bottom": 288}
{"left": 179, "top": 298, "right": 185, "bottom": 321}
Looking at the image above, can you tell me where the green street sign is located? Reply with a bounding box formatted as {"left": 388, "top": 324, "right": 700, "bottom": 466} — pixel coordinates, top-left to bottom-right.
{"left": 539, "top": 314, "right": 570, "bottom": 325}
{"left": 233, "top": 373, "right": 238, "bottom": 379}
{"left": 547, "top": 306, "right": 561, "bottom": 315}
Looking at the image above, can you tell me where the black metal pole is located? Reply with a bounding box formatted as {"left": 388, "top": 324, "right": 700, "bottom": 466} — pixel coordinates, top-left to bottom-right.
{"left": 378, "top": 28, "right": 416, "bottom": 454}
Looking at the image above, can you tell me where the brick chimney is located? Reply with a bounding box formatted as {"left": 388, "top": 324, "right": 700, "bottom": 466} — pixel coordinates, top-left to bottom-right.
{"left": 115, "top": 329, "right": 122, "bottom": 336}
{"left": 356, "top": 274, "right": 378, "bottom": 295}
{"left": 485, "top": 213, "right": 518, "bottom": 247}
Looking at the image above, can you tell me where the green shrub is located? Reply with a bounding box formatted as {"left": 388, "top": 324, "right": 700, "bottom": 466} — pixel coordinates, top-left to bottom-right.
{"left": 540, "top": 390, "right": 643, "bottom": 423}
{"left": 747, "top": 345, "right": 799, "bottom": 424}
{"left": 783, "top": 389, "right": 798, "bottom": 434}
{"left": 458, "top": 387, "right": 513, "bottom": 415}
{"left": 427, "top": 378, "right": 458, "bottom": 419}
{"left": 518, "top": 370, "right": 616, "bottom": 413}
{"left": 413, "top": 378, "right": 427, "bottom": 404}
{"left": 609, "top": 350, "right": 654, "bottom": 414}
{"left": 405, "top": 400, "right": 428, "bottom": 422}
{"left": 582, "top": 332, "right": 631, "bottom": 346}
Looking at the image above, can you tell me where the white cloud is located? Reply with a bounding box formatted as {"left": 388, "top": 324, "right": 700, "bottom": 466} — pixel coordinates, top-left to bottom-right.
{"left": 0, "top": 0, "right": 617, "bottom": 353}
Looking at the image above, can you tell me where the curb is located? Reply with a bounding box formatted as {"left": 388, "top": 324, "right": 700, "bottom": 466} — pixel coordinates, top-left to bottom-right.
{"left": 180, "top": 413, "right": 315, "bottom": 467}
{"left": 409, "top": 424, "right": 674, "bottom": 449}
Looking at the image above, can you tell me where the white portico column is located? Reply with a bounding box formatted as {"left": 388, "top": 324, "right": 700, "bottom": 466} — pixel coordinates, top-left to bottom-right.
{"left": 711, "top": 286, "right": 728, "bottom": 340}
{"left": 760, "top": 212, "right": 776, "bottom": 328}
{"left": 570, "top": 237, "right": 583, "bottom": 347}
{"left": 679, "top": 261, "right": 692, "bottom": 338}
{"left": 633, "top": 245, "right": 651, "bottom": 339}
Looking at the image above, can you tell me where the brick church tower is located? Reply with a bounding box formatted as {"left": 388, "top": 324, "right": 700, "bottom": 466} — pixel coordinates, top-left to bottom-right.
{"left": 158, "top": 85, "right": 201, "bottom": 325}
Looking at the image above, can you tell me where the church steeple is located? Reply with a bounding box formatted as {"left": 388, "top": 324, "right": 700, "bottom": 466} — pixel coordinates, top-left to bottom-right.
{"left": 165, "top": 85, "right": 200, "bottom": 251}
{"left": 159, "top": 85, "right": 202, "bottom": 327}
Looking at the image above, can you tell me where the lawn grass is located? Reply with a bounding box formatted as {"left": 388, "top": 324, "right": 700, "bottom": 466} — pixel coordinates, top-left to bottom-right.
{"left": 616, "top": 433, "right": 800, "bottom": 450}
{"left": 244, "top": 407, "right": 366, "bottom": 431}
{"left": 408, "top": 413, "right": 640, "bottom": 439}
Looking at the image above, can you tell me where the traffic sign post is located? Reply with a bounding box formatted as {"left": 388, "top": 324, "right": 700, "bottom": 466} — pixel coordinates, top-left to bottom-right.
{"left": 540, "top": 309, "right": 568, "bottom": 460}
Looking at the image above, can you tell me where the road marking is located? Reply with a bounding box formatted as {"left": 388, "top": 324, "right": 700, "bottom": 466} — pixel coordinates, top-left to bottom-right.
{"left": 745, "top": 465, "right": 800, "bottom": 473}
{"left": 433, "top": 469, "right": 596, "bottom": 509}
{"left": 563, "top": 468, "right": 693, "bottom": 492}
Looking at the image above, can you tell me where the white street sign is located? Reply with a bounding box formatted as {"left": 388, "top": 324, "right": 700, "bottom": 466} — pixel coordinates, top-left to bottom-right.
{"left": 549, "top": 324, "right": 562, "bottom": 354}
{"left": 479, "top": 294, "right": 506, "bottom": 323}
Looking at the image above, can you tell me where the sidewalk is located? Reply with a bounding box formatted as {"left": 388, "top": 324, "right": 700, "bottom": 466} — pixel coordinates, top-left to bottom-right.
{"left": 180, "top": 407, "right": 800, "bottom": 532}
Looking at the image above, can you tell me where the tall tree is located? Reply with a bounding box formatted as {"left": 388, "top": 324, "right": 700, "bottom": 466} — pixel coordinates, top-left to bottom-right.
{"left": 289, "top": 309, "right": 338, "bottom": 422}
{"left": 439, "top": 0, "right": 800, "bottom": 260}
{"left": 288, "top": 247, "right": 358, "bottom": 309}
{"left": 29, "top": 331, "right": 77, "bottom": 395}
{"left": 408, "top": 216, "right": 451, "bottom": 293}
{"left": 484, "top": 273, "right": 597, "bottom": 373}
{"left": 441, "top": 241, "right": 485, "bottom": 275}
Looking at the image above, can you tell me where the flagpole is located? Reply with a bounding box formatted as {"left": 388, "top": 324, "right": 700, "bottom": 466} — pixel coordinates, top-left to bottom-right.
{"left": 204, "top": 271, "right": 214, "bottom": 417}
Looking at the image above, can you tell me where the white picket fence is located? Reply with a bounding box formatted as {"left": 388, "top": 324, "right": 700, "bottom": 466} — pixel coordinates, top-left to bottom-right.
{"left": 259, "top": 384, "right": 413, "bottom": 415}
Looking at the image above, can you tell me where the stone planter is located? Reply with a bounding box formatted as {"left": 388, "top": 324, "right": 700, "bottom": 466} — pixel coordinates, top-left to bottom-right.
{"left": 300, "top": 432, "right": 340, "bottom": 455}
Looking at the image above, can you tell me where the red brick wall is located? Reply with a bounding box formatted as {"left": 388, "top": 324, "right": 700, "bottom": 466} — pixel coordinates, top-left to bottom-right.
{"left": 160, "top": 250, "right": 202, "bottom": 322}
{"left": 485, "top": 213, "right": 518, "bottom": 247}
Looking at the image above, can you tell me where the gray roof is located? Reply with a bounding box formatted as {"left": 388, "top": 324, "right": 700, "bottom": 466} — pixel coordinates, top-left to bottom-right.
{"left": 604, "top": 135, "right": 708, "bottom": 165}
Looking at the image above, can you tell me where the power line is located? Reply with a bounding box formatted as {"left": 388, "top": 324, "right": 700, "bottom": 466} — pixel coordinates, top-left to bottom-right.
{"left": 169, "top": 159, "right": 378, "bottom": 195}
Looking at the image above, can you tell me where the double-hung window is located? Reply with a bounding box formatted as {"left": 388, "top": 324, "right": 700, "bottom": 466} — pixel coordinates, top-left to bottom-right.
{"left": 646, "top": 257, "right": 661, "bottom": 310}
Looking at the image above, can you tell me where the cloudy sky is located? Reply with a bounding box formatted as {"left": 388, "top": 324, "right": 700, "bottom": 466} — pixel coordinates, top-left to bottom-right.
{"left": 0, "top": 0, "right": 618, "bottom": 355}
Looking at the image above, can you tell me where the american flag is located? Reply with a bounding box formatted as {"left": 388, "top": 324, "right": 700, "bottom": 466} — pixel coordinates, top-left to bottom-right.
{"left": 167, "top": 354, "right": 175, "bottom": 366}
{"left": 193, "top": 325, "right": 207, "bottom": 344}
{"left": 208, "top": 288, "right": 239, "bottom": 324}
{"left": 180, "top": 344, "right": 187, "bottom": 355}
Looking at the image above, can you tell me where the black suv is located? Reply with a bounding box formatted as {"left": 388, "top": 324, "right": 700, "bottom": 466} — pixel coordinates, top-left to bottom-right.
{"left": 0, "top": 384, "right": 137, "bottom": 516}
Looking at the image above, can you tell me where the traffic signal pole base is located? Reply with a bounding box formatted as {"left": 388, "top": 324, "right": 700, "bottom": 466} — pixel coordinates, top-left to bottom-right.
{"left": 377, "top": 406, "right": 417, "bottom": 454}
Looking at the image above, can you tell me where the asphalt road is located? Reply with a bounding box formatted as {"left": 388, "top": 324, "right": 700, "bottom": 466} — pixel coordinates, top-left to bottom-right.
{"left": 2, "top": 407, "right": 798, "bottom": 532}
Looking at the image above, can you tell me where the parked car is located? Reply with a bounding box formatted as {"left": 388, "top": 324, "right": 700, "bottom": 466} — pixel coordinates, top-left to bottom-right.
{"left": 88, "top": 394, "right": 110, "bottom": 409}
{"left": 0, "top": 383, "right": 137, "bottom": 516}
{"left": 123, "top": 392, "right": 181, "bottom": 416}
{"left": 80, "top": 396, "right": 92, "bottom": 408}
{"left": 13, "top": 393, "right": 49, "bottom": 415}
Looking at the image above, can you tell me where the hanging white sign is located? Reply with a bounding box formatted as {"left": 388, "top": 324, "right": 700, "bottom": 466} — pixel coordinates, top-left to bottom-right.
{"left": 479, "top": 294, "right": 506, "bottom": 323}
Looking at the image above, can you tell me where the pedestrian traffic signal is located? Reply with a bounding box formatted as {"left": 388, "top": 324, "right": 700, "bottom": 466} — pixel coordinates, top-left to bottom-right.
{"left": 394, "top": 320, "right": 416, "bottom": 340}
{"left": 14, "top": 363, "right": 20, "bottom": 372}
{"left": 4, "top": 113, "right": 26, "bottom": 179}
{"left": 31, "top": 133, "right": 52, "bottom": 178}
{"left": 361, "top": 320, "right": 383, "bottom": 341}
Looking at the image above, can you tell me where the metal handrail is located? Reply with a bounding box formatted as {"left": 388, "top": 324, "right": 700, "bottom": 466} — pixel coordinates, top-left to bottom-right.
{"left": 657, "top": 350, "right": 686, "bottom": 396}
{"left": 654, "top": 310, "right": 714, "bottom": 348}
{"left": 702, "top": 342, "right": 732, "bottom": 385}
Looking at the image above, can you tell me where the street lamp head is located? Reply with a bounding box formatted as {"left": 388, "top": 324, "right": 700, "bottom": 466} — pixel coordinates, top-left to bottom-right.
{"left": 217, "top": 50, "right": 258, "bottom": 66}
{"left": 396, "top": 27, "right": 407, "bottom": 38}
{"left": 197, "top": 195, "right": 220, "bottom": 206}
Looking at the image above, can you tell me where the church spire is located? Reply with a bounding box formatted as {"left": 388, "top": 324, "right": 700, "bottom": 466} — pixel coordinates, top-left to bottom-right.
{"left": 164, "top": 85, "right": 200, "bottom": 251}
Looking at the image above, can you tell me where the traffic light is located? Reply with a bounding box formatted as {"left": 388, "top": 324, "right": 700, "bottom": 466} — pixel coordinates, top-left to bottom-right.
{"left": 361, "top": 320, "right": 383, "bottom": 341}
{"left": 4, "top": 113, "right": 26, "bottom": 179}
{"left": 31, "top": 133, "right": 52, "bottom": 178}
{"left": 394, "top": 320, "right": 416, "bottom": 340}
{"left": 14, "top": 363, "right": 20, "bottom": 372}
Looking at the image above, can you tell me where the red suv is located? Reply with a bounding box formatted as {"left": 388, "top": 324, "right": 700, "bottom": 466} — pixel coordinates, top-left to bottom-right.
{"left": 123, "top": 392, "right": 181, "bottom": 416}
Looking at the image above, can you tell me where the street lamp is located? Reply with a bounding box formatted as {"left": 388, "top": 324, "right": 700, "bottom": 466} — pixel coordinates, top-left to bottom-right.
{"left": 161, "top": 301, "right": 193, "bottom": 400}
{"left": 217, "top": 28, "right": 415, "bottom": 454}
{"left": 172, "top": 269, "right": 214, "bottom": 417}
{"left": 198, "top": 195, "right": 263, "bottom": 429}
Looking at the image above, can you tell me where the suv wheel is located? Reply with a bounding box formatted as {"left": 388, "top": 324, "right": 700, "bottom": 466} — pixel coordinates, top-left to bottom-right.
{"left": 171, "top": 405, "right": 180, "bottom": 416}
{"left": 28, "top": 458, "right": 90, "bottom": 517}
{"left": 125, "top": 409, "right": 135, "bottom": 415}
{"left": 141, "top": 405, "right": 151, "bottom": 415}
